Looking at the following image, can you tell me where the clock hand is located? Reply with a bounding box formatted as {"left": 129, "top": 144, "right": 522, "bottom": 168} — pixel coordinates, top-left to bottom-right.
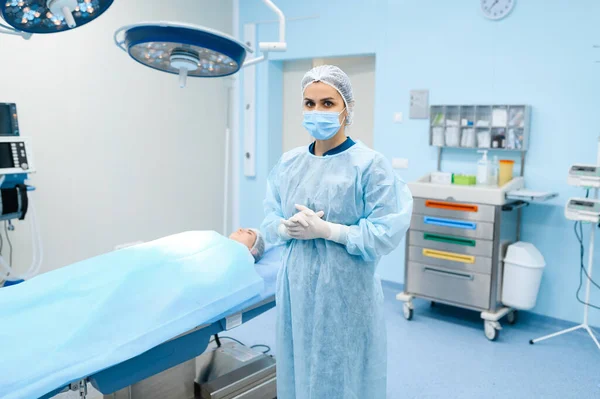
{"left": 489, "top": 0, "right": 500, "bottom": 10}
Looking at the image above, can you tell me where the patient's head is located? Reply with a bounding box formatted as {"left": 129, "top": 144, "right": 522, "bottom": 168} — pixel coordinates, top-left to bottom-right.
{"left": 229, "top": 228, "right": 265, "bottom": 263}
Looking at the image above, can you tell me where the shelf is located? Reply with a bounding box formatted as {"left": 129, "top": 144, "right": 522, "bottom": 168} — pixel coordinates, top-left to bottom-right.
{"left": 433, "top": 145, "right": 526, "bottom": 152}
{"left": 429, "top": 104, "right": 531, "bottom": 152}
{"left": 506, "top": 190, "right": 558, "bottom": 203}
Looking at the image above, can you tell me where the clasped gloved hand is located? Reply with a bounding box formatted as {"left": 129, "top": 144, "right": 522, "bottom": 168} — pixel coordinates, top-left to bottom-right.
{"left": 278, "top": 206, "right": 323, "bottom": 240}
{"left": 279, "top": 205, "right": 349, "bottom": 244}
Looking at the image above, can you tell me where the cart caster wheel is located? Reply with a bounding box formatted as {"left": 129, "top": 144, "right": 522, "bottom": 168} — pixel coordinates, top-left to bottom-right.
{"left": 529, "top": 339, "right": 534, "bottom": 345}
{"left": 403, "top": 303, "right": 413, "bottom": 321}
{"left": 484, "top": 321, "right": 499, "bottom": 341}
{"left": 507, "top": 310, "right": 517, "bottom": 325}
{"left": 430, "top": 301, "right": 436, "bottom": 307}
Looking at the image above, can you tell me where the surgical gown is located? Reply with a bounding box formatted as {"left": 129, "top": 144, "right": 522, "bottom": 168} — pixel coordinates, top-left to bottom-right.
{"left": 261, "top": 141, "right": 413, "bottom": 399}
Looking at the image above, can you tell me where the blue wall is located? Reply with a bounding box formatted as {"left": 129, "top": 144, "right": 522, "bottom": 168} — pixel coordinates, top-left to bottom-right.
{"left": 238, "top": 0, "right": 600, "bottom": 326}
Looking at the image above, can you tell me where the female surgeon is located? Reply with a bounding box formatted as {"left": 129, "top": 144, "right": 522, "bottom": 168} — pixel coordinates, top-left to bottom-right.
{"left": 261, "top": 65, "right": 413, "bottom": 399}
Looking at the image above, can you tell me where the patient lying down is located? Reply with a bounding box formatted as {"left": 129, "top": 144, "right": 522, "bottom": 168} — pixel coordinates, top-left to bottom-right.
{"left": 229, "top": 228, "right": 265, "bottom": 263}
{"left": 0, "top": 229, "right": 268, "bottom": 399}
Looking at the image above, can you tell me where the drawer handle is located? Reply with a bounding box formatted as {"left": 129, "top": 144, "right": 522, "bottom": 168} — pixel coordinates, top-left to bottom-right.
{"left": 425, "top": 200, "right": 479, "bottom": 213}
{"left": 423, "top": 267, "right": 474, "bottom": 281}
{"left": 423, "top": 233, "right": 476, "bottom": 247}
{"left": 422, "top": 249, "right": 475, "bottom": 264}
{"left": 423, "top": 216, "right": 477, "bottom": 230}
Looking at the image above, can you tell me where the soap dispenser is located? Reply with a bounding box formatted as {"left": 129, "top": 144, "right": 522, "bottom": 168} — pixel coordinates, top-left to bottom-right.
{"left": 477, "top": 150, "right": 491, "bottom": 185}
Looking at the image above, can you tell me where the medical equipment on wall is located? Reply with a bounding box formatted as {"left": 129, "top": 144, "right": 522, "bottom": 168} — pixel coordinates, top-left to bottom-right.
{"left": 398, "top": 103, "right": 557, "bottom": 341}
{"left": 0, "top": 136, "right": 35, "bottom": 173}
{"left": 530, "top": 138, "right": 600, "bottom": 351}
{"left": 0, "top": 103, "right": 42, "bottom": 283}
{"left": 0, "top": 0, "right": 114, "bottom": 39}
{"left": 114, "top": 0, "right": 287, "bottom": 88}
{"left": 565, "top": 198, "right": 600, "bottom": 223}
{"left": 567, "top": 164, "right": 600, "bottom": 188}
{"left": 0, "top": 102, "right": 19, "bottom": 134}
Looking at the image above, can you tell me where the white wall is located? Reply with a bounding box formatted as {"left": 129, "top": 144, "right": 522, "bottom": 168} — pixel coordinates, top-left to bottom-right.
{"left": 1, "top": 0, "right": 233, "bottom": 276}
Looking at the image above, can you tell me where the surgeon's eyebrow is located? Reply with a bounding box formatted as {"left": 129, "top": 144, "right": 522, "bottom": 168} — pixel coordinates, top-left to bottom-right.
{"left": 304, "top": 97, "right": 335, "bottom": 101}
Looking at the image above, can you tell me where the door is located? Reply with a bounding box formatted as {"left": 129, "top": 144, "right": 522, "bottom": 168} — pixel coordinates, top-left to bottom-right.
{"left": 282, "top": 56, "right": 375, "bottom": 153}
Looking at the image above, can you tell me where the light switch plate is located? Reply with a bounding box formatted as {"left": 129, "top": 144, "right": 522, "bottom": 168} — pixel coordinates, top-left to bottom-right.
{"left": 392, "top": 158, "right": 409, "bottom": 169}
{"left": 393, "top": 112, "right": 403, "bottom": 123}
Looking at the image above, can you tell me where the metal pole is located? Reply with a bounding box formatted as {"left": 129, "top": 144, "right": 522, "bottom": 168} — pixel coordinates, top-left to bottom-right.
{"left": 261, "top": 0, "right": 286, "bottom": 43}
{"left": 516, "top": 208, "right": 521, "bottom": 242}
{"left": 223, "top": 83, "right": 233, "bottom": 236}
{"left": 223, "top": 127, "right": 230, "bottom": 235}
{"left": 586, "top": 136, "right": 600, "bottom": 325}
{"left": 584, "top": 213, "right": 594, "bottom": 325}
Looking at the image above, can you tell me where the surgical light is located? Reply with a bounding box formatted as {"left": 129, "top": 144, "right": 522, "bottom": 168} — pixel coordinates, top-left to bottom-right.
{"left": 115, "top": 24, "right": 250, "bottom": 87}
{"left": 0, "top": 0, "right": 113, "bottom": 36}
{"left": 114, "top": 0, "right": 287, "bottom": 88}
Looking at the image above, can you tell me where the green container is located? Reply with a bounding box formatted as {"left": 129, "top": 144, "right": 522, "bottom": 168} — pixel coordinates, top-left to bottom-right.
{"left": 453, "top": 174, "right": 476, "bottom": 185}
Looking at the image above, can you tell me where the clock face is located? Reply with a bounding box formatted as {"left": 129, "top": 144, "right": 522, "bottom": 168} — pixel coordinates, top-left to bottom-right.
{"left": 481, "top": 0, "right": 515, "bottom": 20}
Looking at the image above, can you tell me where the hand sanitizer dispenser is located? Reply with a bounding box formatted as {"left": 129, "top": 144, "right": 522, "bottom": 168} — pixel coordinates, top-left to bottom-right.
{"left": 477, "top": 150, "right": 491, "bottom": 185}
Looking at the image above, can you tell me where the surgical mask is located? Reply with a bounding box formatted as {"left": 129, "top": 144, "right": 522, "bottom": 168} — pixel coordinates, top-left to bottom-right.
{"left": 303, "top": 108, "right": 346, "bottom": 141}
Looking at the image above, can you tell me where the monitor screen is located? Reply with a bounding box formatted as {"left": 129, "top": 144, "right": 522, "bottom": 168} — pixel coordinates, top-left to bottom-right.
{"left": 0, "top": 104, "right": 12, "bottom": 135}
{"left": 572, "top": 200, "right": 593, "bottom": 208}
{"left": 573, "top": 165, "right": 597, "bottom": 173}
{"left": 0, "top": 143, "right": 14, "bottom": 169}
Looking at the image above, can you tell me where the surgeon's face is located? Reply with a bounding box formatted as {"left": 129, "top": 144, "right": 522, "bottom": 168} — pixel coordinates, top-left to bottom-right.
{"left": 229, "top": 228, "right": 257, "bottom": 250}
{"left": 303, "top": 82, "right": 347, "bottom": 121}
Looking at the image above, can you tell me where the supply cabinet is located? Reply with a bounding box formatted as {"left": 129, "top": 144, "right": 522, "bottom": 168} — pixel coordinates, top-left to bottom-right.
{"left": 397, "top": 103, "right": 557, "bottom": 341}
{"left": 404, "top": 198, "right": 517, "bottom": 320}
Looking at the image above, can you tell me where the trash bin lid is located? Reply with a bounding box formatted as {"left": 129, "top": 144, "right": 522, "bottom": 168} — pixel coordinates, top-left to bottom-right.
{"left": 504, "top": 241, "right": 546, "bottom": 268}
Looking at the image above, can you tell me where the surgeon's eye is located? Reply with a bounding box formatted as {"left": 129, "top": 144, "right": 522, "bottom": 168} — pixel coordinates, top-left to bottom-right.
{"left": 304, "top": 100, "right": 315, "bottom": 108}
{"left": 323, "top": 100, "right": 334, "bottom": 108}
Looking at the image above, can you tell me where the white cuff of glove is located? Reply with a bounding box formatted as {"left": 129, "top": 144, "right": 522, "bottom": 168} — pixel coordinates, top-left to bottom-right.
{"left": 326, "top": 222, "right": 349, "bottom": 245}
{"left": 278, "top": 223, "right": 292, "bottom": 241}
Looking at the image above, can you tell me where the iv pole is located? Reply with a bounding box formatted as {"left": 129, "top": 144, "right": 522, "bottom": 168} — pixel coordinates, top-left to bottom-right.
{"left": 529, "top": 138, "right": 600, "bottom": 350}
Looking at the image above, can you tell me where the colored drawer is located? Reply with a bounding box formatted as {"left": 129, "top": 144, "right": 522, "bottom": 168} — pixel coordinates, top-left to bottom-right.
{"left": 411, "top": 215, "right": 494, "bottom": 240}
{"left": 413, "top": 198, "right": 495, "bottom": 223}
{"left": 407, "top": 246, "right": 493, "bottom": 275}
{"left": 406, "top": 261, "right": 491, "bottom": 310}
{"left": 409, "top": 230, "right": 494, "bottom": 257}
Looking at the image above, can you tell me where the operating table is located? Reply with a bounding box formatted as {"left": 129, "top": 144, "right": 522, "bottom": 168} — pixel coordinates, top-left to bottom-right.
{"left": 47, "top": 254, "right": 278, "bottom": 399}
{"left": 0, "top": 232, "right": 281, "bottom": 399}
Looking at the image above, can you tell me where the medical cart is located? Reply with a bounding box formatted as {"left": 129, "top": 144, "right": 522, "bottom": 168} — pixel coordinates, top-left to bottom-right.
{"left": 397, "top": 104, "right": 556, "bottom": 341}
